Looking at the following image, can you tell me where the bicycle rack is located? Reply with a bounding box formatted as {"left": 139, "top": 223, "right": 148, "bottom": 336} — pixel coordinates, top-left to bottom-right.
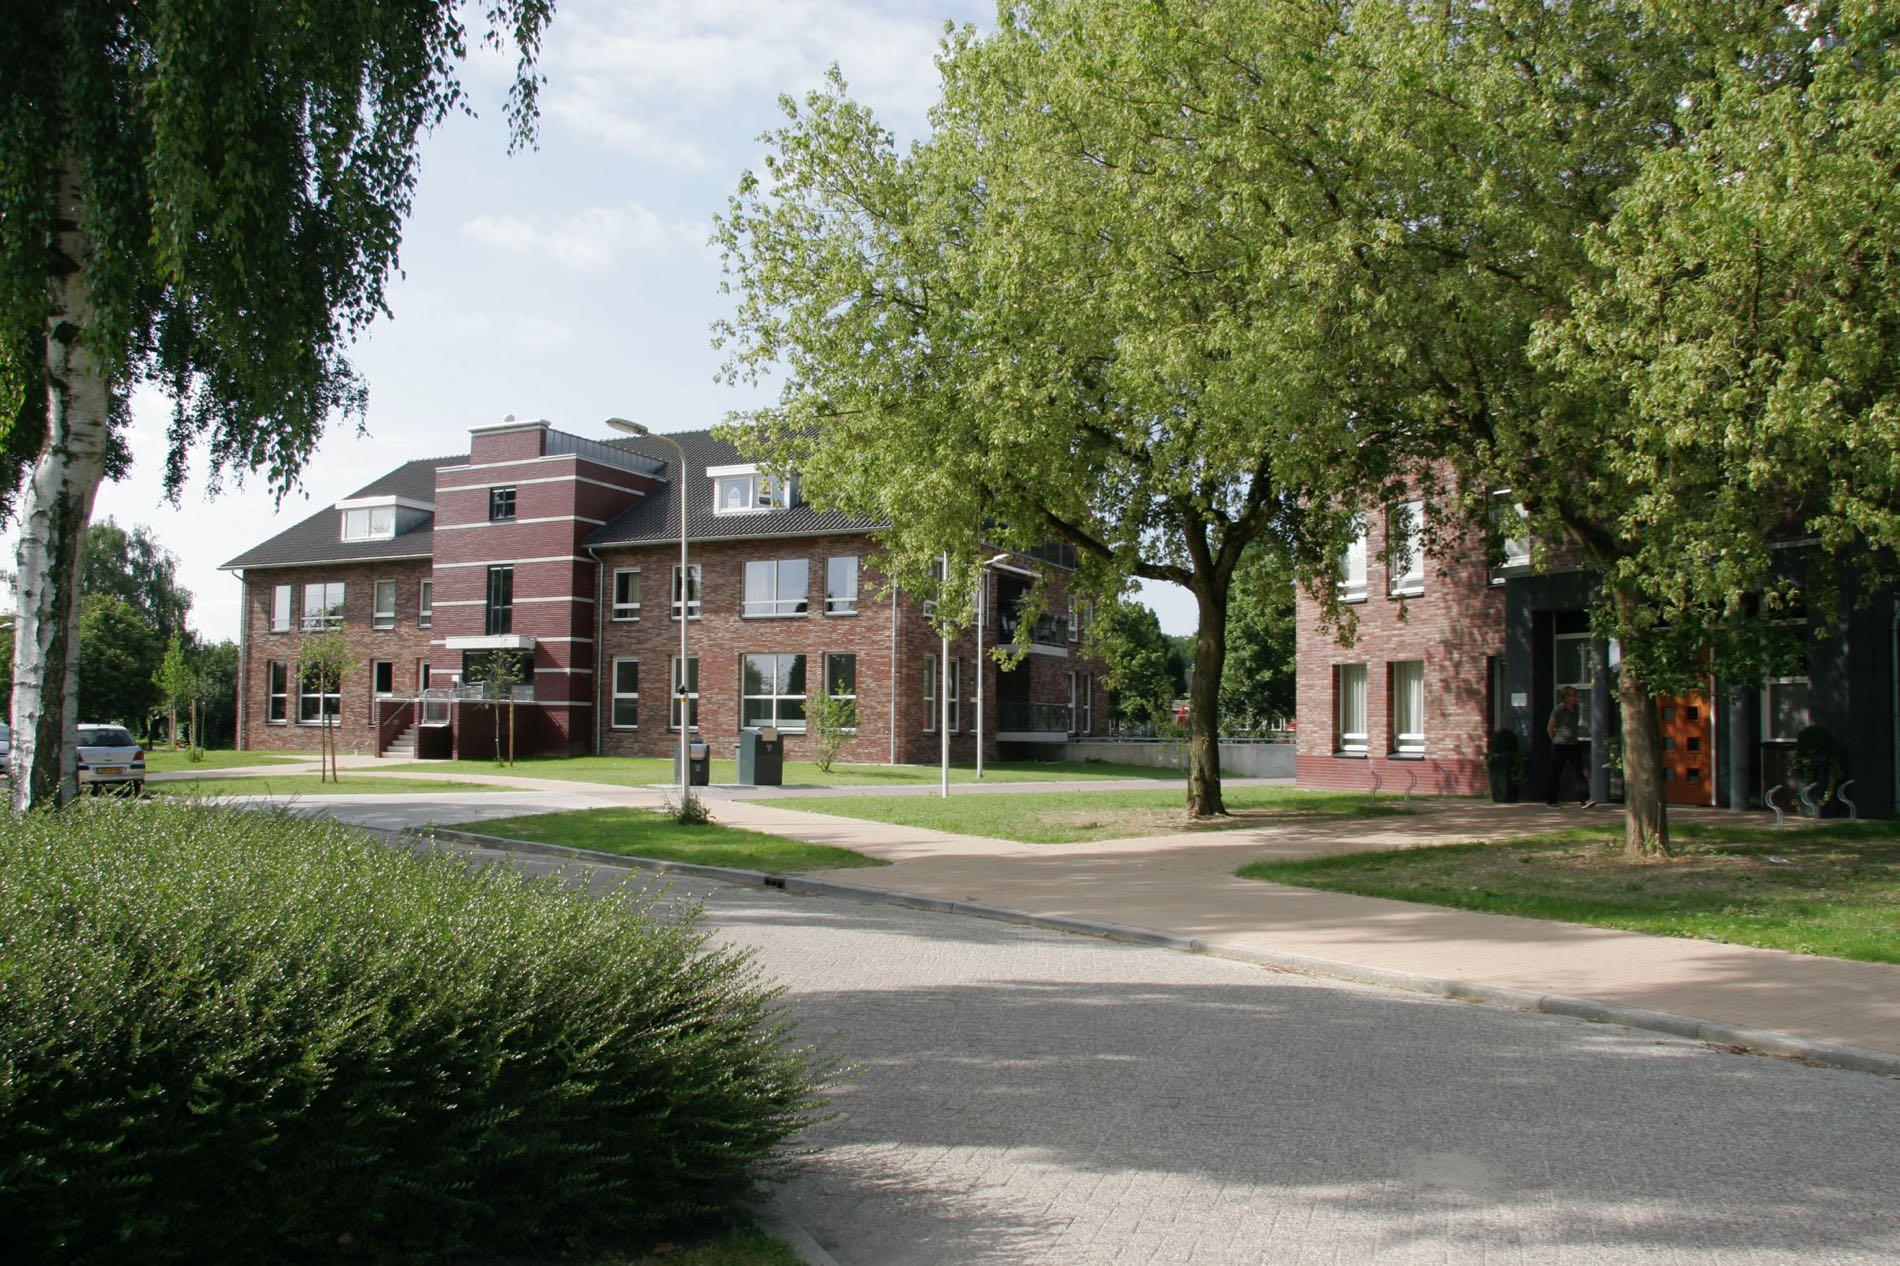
{"left": 1402, "top": 768, "right": 1419, "bottom": 804}
{"left": 1838, "top": 780, "right": 1858, "bottom": 820}
{"left": 1366, "top": 765, "right": 1382, "bottom": 804}
{"left": 1765, "top": 785, "right": 1785, "bottom": 827}
{"left": 1798, "top": 781, "right": 1822, "bottom": 820}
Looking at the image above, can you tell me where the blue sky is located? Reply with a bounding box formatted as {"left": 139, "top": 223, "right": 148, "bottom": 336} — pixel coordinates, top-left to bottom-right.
{"left": 20, "top": 0, "right": 1196, "bottom": 643}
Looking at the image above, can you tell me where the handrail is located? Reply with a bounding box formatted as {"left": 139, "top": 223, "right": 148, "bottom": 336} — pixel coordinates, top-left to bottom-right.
{"left": 375, "top": 697, "right": 417, "bottom": 757}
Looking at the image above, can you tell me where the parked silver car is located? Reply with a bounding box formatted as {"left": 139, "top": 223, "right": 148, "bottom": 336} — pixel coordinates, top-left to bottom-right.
{"left": 77, "top": 724, "right": 145, "bottom": 794}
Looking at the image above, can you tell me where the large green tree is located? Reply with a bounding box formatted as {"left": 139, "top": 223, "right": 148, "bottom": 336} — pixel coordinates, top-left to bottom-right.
{"left": 0, "top": 0, "right": 552, "bottom": 809}
{"left": 717, "top": 1, "right": 1406, "bottom": 816}
{"left": 81, "top": 518, "right": 191, "bottom": 647}
{"left": 1093, "top": 600, "right": 1180, "bottom": 731}
{"left": 76, "top": 593, "right": 160, "bottom": 728}
{"left": 1220, "top": 553, "right": 1296, "bottom": 736}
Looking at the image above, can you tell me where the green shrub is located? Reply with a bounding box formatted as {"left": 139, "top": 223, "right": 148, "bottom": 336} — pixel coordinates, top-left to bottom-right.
{"left": 0, "top": 799, "right": 824, "bottom": 1264}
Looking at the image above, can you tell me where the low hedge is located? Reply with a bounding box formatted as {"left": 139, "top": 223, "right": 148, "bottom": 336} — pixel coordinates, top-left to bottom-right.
{"left": 0, "top": 799, "right": 824, "bottom": 1264}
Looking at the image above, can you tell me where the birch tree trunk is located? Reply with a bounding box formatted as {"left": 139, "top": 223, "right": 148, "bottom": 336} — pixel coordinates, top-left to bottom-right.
{"left": 13, "top": 162, "right": 112, "bottom": 811}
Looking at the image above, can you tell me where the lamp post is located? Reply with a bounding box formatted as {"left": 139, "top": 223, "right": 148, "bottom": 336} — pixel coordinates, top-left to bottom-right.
{"left": 605, "top": 418, "right": 691, "bottom": 812}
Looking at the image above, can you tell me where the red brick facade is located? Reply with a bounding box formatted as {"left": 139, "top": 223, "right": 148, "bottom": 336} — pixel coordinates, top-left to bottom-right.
{"left": 1294, "top": 508, "right": 1504, "bottom": 795}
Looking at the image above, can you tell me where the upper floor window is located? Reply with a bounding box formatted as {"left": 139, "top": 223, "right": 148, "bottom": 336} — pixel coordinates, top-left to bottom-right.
{"left": 341, "top": 505, "right": 395, "bottom": 541}
{"left": 711, "top": 465, "right": 793, "bottom": 515}
{"left": 373, "top": 580, "right": 397, "bottom": 629}
{"left": 270, "top": 584, "right": 292, "bottom": 633}
{"left": 1389, "top": 501, "right": 1425, "bottom": 597}
{"left": 418, "top": 579, "right": 433, "bottom": 628}
{"left": 672, "top": 564, "right": 701, "bottom": 620}
{"left": 1490, "top": 490, "right": 1530, "bottom": 579}
{"left": 301, "top": 582, "right": 344, "bottom": 630}
{"left": 612, "top": 568, "right": 642, "bottom": 620}
{"left": 1336, "top": 663, "right": 1368, "bottom": 753}
{"left": 489, "top": 486, "right": 517, "bottom": 521}
{"left": 744, "top": 558, "right": 809, "bottom": 617}
{"left": 485, "top": 566, "right": 514, "bottom": 636}
{"left": 1338, "top": 516, "right": 1368, "bottom": 603}
{"left": 825, "top": 556, "right": 859, "bottom": 615}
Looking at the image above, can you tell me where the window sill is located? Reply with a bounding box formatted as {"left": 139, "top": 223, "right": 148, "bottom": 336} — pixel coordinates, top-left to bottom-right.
{"left": 611, "top": 725, "right": 638, "bottom": 732}
{"left": 1389, "top": 750, "right": 1426, "bottom": 760}
{"left": 824, "top": 608, "right": 859, "bottom": 617}
{"left": 611, "top": 614, "right": 641, "bottom": 622}
{"left": 372, "top": 623, "right": 395, "bottom": 631}
{"left": 1333, "top": 749, "right": 1368, "bottom": 758}
{"left": 669, "top": 614, "right": 703, "bottom": 622}
{"left": 741, "top": 611, "right": 809, "bottom": 620}
{"left": 1337, "top": 594, "right": 1367, "bottom": 605}
{"left": 1388, "top": 588, "right": 1424, "bottom": 600}
{"left": 265, "top": 719, "right": 288, "bottom": 726}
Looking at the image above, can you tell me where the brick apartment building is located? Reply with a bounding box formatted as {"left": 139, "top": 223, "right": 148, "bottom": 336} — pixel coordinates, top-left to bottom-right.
{"left": 223, "top": 420, "right": 1104, "bottom": 765}
{"left": 1296, "top": 495, "right": 1900, "bottom": 815}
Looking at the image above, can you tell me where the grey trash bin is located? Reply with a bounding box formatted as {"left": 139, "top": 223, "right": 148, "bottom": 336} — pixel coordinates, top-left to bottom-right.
{"left": 677, "top": 741, "right": 710, "bottom": 786}
{"left": 735, "top": 728, "right": 784, "bottom": 786}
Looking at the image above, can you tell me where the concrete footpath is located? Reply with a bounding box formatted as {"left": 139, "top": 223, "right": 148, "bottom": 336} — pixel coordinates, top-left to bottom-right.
{"left": 188, "top": 761, "right": 1900, "bottom": 1068}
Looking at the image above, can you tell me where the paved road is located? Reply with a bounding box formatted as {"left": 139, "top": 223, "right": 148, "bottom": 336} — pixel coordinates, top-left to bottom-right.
{"left": 428, "top": 839, "right": 1900, "bottom": 1266}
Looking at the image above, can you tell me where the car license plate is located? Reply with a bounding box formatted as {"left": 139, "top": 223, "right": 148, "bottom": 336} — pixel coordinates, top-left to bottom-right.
{"left": 96, "top": 766, "right": 124, "bottom": 776}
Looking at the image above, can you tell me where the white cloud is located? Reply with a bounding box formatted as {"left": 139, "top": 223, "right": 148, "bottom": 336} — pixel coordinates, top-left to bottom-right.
{"left": 461, "top": 202, "right": 699, "bottom": 269}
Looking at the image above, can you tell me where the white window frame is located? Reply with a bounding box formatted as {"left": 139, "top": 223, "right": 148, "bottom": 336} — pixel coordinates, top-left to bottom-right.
{"left": 1080, "top": 673, "right": 1092, "bottom": 734}
{"left": 711, "top": 469, "right": 792, "bottom": 515}
{"left": 301, "top": 582, "right": 344, "bottom": 631}
{"left": 340, "top": 505, "right": 395, "bottom": 542}
{"left": 947, "top": 658, "right": 962, "bottom": 733}
{"left": 741, "top": 652, "right": 808, "bottom": 732}
{"left": 611, "top": 568, "right": 642, "bottom": 621}
{"left": 1338, "top": 515, "right": 1368, "bottom": 602}
{"left": 1388, "top": 501, "right": 1425, "bottom": 597}
{"left": 669, "top": 656, "right": 699, "bottom": 731}
{"left": 1336, "top": 663, "right": 1368, "bottom": 754}
{"left": 371, "top": 659, "right": 395, "bottom": 697}
{"left": 1068, "top": 606, "right": 1081, "bottom": 643}
{"left": 266, "top": 660, "right": 289, "bottom": 724}
{"left": 924, "top": 654, "right": 938, "bottom": 733}
{"left": 743, "top": 558, "right": 810, "bottom": 618}
{"left": 1490, "top": 489, "right": 1531, "bottom": 581}
{"left": 298, "top": 666, "right": 341, "bottom": 726}
{"left": 270, "top": 584, "right": 292, "bottom": 633}
{"left": 825, "top": 556, "right": 859, "bottom": 615}
{"left": 1553, "top": 633, "right": 1595, "bottom": 744}
{"left": 418, "top": 579, "right": 432, "bottom": 628}
{"left": 1761, "top": 677, "right": 1811, "bottom": 744}
{"left": 1069, "top": 670, "right": 1078, "bottom": 735}
{"left": 373, "top": 579, "right": 397, "bottom": 629}
{"left": 672, "top": 564, "right": 701, "bottom": 620}
{"left": 611, "top": 657, "right": 640, "bottom": 730}
{"left": 824, "top": 652, "right": 858, "bottom": 730}
{"left": 1391, "top": 660, "right": 1425, "bottom": 755}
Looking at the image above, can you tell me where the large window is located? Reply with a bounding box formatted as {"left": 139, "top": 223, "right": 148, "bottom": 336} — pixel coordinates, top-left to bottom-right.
{"left": 1391, "top": 660, "right": 1425, "bottom": 755}
{"left": 484, "top": 566, "right": 514, "bottom": 636}
{"left": 340, "top": 505, "right": 394, "bottom": 541}
{"left": 266, "top": 660, "right": 289, "bottom": 723}
{"left": 923, "top": 654, "right": 938, "bottom": 732}
{"left": 946, "top": 659, "right": 962, "bottom": 732}
{"left": 1762, "top": 678, "right": 1811, "bottom": 743}
{"left": 1338, "top": 515, "right": 1368, "bottom": 602}
{"left": 1554, "top": 633, "right": 1594, "bottom": 741}
{"left": 270, "top": 584, "right": 292, "bottom": 633}
{"left": 1079, "top": 673, "right": 1091, "bottom": 734}
{"left": 825, "top": 556, "right": 859, "bottom": 615}
{"left": 1388, "top": 501, "right": 1424, "bottom": 596}
{"left": 742, "top": 653, "right": 808, "bottom": 731}
{"left": 418, "top": 580, "right": 432, "bottom": 628}
{"left": 612, "top": 568, "right": 642, "bottom": 620}
{"left": 372, "top": 660, "right": 394, "bottom": 696}
{"left": 744, "top": 559, "right": 809, "bottom": 617}
{"left": 1336, "top": 663, "right": 1368, "bottom": 753}
{"left": 713, "top": 471, "right": 791, "bottom": 514}
{"left": 299, "top": 664, "right": 341, "bottom": 725}
{"left": 301, "top": 582, "right": 344, "bottom": 631}
{"left": 488, "top": 486, "right": 517, "bottom": 521}
{"left": 611, "top": 658, "right": 640, "bottom": 730}
{"left": 1490, "top": 490, "right": 1530, "bottom": 578}
{"left": 672, "top": 564, "right": 701, "bottom": 619}
{"left": 670, "top": 656, "right": 699, "bottom": 730}
{"left": 373, "top": 580, "right": 397, "bottom": 629}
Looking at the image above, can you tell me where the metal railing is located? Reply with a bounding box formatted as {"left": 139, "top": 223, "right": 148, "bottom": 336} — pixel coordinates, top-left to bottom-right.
{"left": 996, "top": 701, "right": 1073, "bottom": 733}
{"left": 997, "top": 612, "right": 1069, "bottom": 647}
{"left": 420, "top": 688, "right": 455, "bottom": 726}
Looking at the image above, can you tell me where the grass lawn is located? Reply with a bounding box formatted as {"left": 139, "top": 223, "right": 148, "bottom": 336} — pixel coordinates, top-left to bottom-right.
{"left": 456, "top": 806, "right": 884, "bottom": 871}
{"left": 379, "top": 754, "right": 1188, "bottom": 789}
{"left": 1238, "top": 819, "right": 1900, "bottom": 964}
{"left": 762, "top": 785, "right": 1410, "bottom": 845}
{"left": 142, "top": 748, "right": 306, "bottom": 773}
{"left": 155, "top": 774, "right": 506, "bottom": 797}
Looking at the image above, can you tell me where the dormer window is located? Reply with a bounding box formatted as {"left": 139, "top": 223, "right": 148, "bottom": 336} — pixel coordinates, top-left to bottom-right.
{"left": 709, "top": 464, "right": 795, "bottom": 515}
{"left": 341, "top": 505, "right": 395, "bottom": 542}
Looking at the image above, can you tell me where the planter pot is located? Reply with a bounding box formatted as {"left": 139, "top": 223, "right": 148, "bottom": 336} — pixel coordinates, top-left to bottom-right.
{"left": 1488, "top": 760, "right": 1519, "bottom": 804}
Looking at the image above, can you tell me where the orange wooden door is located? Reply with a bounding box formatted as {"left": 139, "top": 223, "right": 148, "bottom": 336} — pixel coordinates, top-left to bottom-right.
{"left": 1656, "top": 689, "right": 1714, "bottom": 806}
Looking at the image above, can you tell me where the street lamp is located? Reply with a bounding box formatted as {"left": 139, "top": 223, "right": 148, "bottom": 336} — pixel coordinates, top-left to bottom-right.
{"left": 939, "top": 551, "right": 1015, "bottom": 797}
{"left": 605, "top": 418, "right": 692, "bottom": 813}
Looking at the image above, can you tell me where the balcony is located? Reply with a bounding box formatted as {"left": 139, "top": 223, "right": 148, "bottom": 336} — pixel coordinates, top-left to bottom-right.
{"left": 996, "top": 611, "right": 1070, "bottom": 653}
{"left": 996, "top": 700, "right": 1072, "bottom": 742}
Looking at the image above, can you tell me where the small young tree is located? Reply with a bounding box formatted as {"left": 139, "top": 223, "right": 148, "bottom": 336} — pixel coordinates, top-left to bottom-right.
{"left": 805, "top": 688, "right": 858, "bottom": 775}
{"left": 465, "top": 651, "right": 527, "bottom": 766}
{"left": 295, "top": 631, "right": 357, "bottom": 784}
{"left": 153, "top": 631, "right": 193, "bottom": 748}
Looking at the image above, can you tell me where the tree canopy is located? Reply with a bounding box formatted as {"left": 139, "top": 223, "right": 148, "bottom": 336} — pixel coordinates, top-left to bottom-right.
{"left": 82, "top": 518, "right": 192, "bottom": 646}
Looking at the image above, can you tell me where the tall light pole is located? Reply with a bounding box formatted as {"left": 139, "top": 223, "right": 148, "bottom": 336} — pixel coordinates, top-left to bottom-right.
{"left": 940, "top": 551, "right": 951, "bottom": 799}
{"left": 605, "top": 418, "right": 691, "bottom": 812}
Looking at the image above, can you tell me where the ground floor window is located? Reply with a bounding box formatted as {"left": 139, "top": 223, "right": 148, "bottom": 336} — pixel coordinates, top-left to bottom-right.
{"left": 923, "top": 655, "right": 938, "bottom": 732}
{"left": 670, "top": 656, "right": 699, "bottom": 730}
{"left": 611, "top": 658, "right": 639, "bottom": 730}
{"left": 267, "top": 660, "right": 288, "bottom": 723}
{"left": 372, "top": 660, "right": 394, "bottom": 696}
{"left": 948, "top": 658, "right": 962, "bottom": 732}
{"left": 299, "top": 665, "right": 340, "bottom": 725}
{"left": 1336, "top": 663, "right": 1367, "bottom": 753}
{"left": 824, "top": 653, "right": 858, "bottom": 715}
{"left": 1553, "top": 632, "right": 1594, "bottom": 742}
{"left": 1079, "top": 673, "right": 1092, "bottom": 734}
{"left": 742, "top": 652, "right": 807, "bottom": 731}
{"left": 1390, "top": 660, "right": 1424, "bottom": 755}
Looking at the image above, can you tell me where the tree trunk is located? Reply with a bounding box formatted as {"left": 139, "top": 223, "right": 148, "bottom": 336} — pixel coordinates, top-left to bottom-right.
{"left": 1616, "top": 662, "right": 1670, "bottom": 856}
{"left": 12, "top": 162, "right": 112, "bottom": 811}
{"left": 1184, "top": 581, "right": 1230, "bottom": 818}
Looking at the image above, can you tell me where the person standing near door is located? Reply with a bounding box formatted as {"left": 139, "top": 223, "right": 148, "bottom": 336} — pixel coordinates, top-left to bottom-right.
{"left": 1546, "top": 686, "right": 1594, "bottom": 808}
